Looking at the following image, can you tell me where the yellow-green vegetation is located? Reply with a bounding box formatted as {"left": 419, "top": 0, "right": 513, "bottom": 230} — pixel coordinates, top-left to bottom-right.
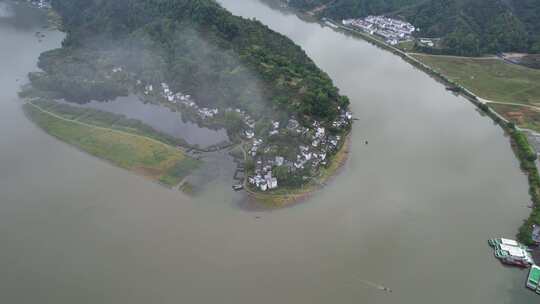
{"left": 412, "top": 54, "right": 540, "bottom": 105}
{"left": 489, "top": 103, "right": 540, "bottom": 133}
{"left": 24, "top": 103, "right": 199, "bottom": 186}
{"left": 46, "top": 10, "right": 63, "bottom": 30}
{"left": 28, "top": 99, "right": 189, "bottom": 147}
{"left": 409, "top": 51, "right": 540, "bottom": 245}
{"left": 396, "top": 40, "right": 415, "bottom": 52}
{"left": 179, "top": 182, "right": 194, "bottom": 194}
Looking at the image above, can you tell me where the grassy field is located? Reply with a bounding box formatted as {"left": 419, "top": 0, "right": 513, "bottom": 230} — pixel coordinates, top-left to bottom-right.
{"left": 24, "top": 104, "right": 199, "bottom": 186}
{"left": 412, "top": 54, "right": 540, "bottom": 105}
{"left": 490, "top": 103, "right": 540, "bottom": 133}
{"left": 29, "top": 99, "right": 188, "bottom": 147}
{"left": 404, "top": 53, "right": 540, "bottom": 243}
{"left": 396, "top": 40, "right": 415, "bottom": 52}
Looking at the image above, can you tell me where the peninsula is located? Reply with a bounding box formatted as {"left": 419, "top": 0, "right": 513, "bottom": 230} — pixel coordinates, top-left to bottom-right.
{"left": 22, "top": 0, "right": 352, "bottom": 202}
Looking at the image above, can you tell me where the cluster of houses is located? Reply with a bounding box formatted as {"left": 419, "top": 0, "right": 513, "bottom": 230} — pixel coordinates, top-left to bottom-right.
{"left": 29, "top": 0, "right": 51, "bottom": 9}
{"left": 105, "top": 67, "right": 353, "bottom": 193}
{"left": 248, "top": 166, "right": 278, "bottom": 191}
{"left": 342, "top": 15, "right": 416, "bottom": 45}
{"left": 134, "top": 76, "right": 261, "bottom": 128}
{"left": 246, "top": 110, "right": 351, "bottom": 192}
{"left": 140, "top": 80, "right": 221, "bottom": 120}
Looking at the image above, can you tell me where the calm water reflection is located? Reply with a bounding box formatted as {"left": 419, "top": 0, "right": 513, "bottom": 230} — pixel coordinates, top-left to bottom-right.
{"left": 61, "top": 95, "right": 229, "bottom": 148}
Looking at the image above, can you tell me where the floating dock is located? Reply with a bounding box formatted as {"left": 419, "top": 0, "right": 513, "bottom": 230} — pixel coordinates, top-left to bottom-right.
{"left": 488, "top": 238, "right": 533, "bottom": 267}
{"left": 489, "top": 237, "right": 540, "bottom": 295}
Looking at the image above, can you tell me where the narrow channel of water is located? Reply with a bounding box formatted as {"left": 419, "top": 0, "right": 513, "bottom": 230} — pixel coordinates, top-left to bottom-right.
{"left": 0, "top": 1, "right": 536, "bottom": 303}
{"left": 59, "top": 95, "right": 229, "bottom": 148}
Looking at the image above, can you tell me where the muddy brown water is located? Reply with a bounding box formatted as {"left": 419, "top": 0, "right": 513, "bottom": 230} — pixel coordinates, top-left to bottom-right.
{"left": 0, "top": 1, "right": 536, "bottom": 302}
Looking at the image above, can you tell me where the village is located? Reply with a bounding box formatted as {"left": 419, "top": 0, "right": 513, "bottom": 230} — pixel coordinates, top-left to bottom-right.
{"left": 142, "top": 81, "right": 221, "bottom": 120}
{"left": 106, "top": 66, "right": 352, "bottom": 193}
{"left": 244, "top": 111, "right": 351, "bottom": 192}
{"left": 342, "top": 15, "right": 416, "bottom": 45}
{"left": 28, "top": 0, "right": 51, "bottom": 9}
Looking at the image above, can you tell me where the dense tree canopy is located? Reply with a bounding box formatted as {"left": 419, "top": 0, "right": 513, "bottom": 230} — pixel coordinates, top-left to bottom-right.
{"left": 289, "top": 0, "right": 540, "bottom": 56}
{"left": 41, "top": 0, "right": 349, "bottom": 122}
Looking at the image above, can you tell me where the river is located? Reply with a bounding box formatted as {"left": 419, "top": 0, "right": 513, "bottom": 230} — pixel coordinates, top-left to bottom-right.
{"left": 0, "top": 0, "right": 536, "bottom": 303}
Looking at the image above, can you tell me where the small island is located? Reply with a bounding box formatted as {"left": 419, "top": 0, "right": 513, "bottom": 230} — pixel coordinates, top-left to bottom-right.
{"left": 22, "top": 0, "right": 352, "bottom": 204}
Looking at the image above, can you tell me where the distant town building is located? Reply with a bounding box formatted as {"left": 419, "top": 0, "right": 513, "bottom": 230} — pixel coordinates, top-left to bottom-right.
{"left": 343, "top": 15, "right": 416, "bottom": 45}
{"left": 419, "top": 38, "right": 434, "bottom": 47}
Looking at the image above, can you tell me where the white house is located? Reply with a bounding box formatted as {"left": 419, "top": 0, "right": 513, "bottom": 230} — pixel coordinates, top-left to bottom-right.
{"left": 245, "top": 130, "right": 255, "bottom": 139}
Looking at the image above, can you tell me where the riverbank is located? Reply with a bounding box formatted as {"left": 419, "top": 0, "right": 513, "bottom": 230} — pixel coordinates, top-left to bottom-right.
{"left": 242, "top": 131, "right": 351, "bottom": 208}
{"left": 314, "top": 16, "right": 540, "bottom": 244}
{"left": 25, "top": 0, "right": 354, "bottom": 204}
{"left": 4, "top": 0, "right": 538, "bottom": 301}
{"left": 329, "top": 21, "right": 483, "bottom": 99}
{"left": 23, "top": 100, "right": 200, "bottom": 188}
{"left": 407, "top": 57, "right": 540, "bottom": 245}
{"left": 410, "top": 53, "right": 540, "bottom": 136}
{"left": 410, "top": 54, "right": 540, "bottom": 106}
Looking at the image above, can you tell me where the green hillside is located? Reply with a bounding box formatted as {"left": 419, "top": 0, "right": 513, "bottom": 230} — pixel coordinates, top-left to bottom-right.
{"left": 288, "top": 0, "right": 540, "bottom": 56}
{"left": 41, "top": 0, "right": 349, "bottom": 123}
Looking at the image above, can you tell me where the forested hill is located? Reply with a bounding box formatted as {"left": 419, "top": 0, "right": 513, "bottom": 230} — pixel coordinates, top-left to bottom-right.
{"left": 288, "top": 0, "right": 540, "bottom": 56}
{"left": 288, "top": 0, "right": 422, "bottom": 18}
{"left": 39, "top": 0, "right": 349, "bottom": 122}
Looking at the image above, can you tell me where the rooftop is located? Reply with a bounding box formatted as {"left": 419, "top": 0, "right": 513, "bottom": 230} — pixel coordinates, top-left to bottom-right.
{"left": 500, "top": 238, "right": 519, "bottom": 246}
{"left": 529, "top": 265, "right": 540, "bottom": 284}
{"left": 500, "top": 244, "right": 526, "bottom": 258}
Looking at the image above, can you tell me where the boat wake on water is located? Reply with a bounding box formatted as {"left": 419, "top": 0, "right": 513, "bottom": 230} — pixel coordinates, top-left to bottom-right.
{"left": 357, "top": 279, "right": 392, "bottom": 293}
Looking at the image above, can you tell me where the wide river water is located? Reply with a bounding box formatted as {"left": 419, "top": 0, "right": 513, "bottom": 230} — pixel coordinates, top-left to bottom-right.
{"left": 0, "top": 0, "right": 536, "bottom": 303}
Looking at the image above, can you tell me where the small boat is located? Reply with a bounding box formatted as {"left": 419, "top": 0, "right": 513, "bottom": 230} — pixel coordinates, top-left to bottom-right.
{"left": 446, "top": 86, "right": 460, "bottom": 92}
{"left": 488, "top": 238, "right": 528, "bottom": 250}
{"left": 489, "top": 238, "right": 534, "bottom": 268}
{"left": 232, "top": 184, "right": 244, "bottom": 191}
{"left": 493, "top": 246, "right": 533, "bottom": 267}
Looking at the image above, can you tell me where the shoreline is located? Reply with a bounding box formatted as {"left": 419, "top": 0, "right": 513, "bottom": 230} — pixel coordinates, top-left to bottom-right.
{"left": 323, "top": 19, "right": 486, "bottom": 104}
{"left": 23, "top": 100, "right": 201, "bottom": 189}
{"left": 24, "top": 97, "right": 353, "bottom": 202}
{"left": 25, "top": 2, "right": 355, "bottom": 207}
{"left": 241, "top": 131, "right": 351, "bottom": 209}
{"left": 297, "top": 13, "right": 540, "bottom": 243}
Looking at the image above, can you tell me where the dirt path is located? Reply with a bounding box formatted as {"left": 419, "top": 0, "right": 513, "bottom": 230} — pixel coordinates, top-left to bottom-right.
{"left": 307, "top": 0, "right": 336, "bottom": 15}
{"left": 408, "top": 53, "right": 500, "bottom": 60}
{"left": 26, "top": 101, "right": 183, "bottom": 152}
{"left": 487, "top": 101, "right": 540, "bottom": 111}
{"left": 328, "top": 19, "right": 528, "bottom": 109}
